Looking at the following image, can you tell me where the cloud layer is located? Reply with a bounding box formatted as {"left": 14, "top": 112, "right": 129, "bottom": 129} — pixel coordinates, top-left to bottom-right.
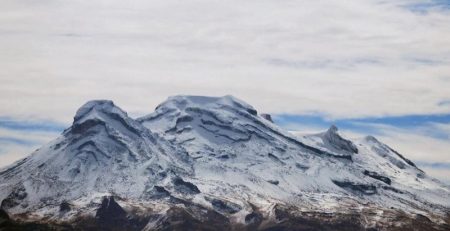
{"left": 0, "top": 1, "right": 449, "bottom": 182}
{"left": 1, "top": 0, "right": 449, "bottom": 122}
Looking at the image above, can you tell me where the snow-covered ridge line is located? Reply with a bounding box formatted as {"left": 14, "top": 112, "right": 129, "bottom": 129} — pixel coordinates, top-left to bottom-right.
{"left": 0, "top": 95, "right": 449, "bottom": 230}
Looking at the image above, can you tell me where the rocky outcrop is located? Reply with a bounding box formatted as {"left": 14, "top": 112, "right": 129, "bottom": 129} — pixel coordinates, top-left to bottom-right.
{"left": 323, "top": 125, "right": 359, "bottom": 154}
{"left": 260, "top": 113, "right": 274, "bottom": 123}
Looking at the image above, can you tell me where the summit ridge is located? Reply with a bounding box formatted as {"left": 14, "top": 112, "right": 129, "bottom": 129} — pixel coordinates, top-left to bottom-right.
{"left": 0, "top": 95, "right": 449, "bottom": 230}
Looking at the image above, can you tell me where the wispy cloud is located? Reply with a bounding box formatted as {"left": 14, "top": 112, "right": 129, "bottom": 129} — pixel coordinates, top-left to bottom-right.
{"left": 416, "top": 161, "right": 450, "bottom": 169}
{"left": 0, "top": 0, "right": 450, "bottom": 122}
{"left": 0, "top": 137, "right": 37, "bottom": 146}
{"left": 274, "top": 113, "right": 450, "bottom": 137}
{"left": 0, "top": 0, "right": 449, "bottom": 182}
{"left": 0, "top": 118, "right": 63, "bottom": 167}
{"left": 438, "top": 100, "right": 450, "bottom": 106}
{"left": 0, "top": 117, "right": 66, "bottom": 132}
{"left": 263, "top": 57, "right": 384, "bottom": 70}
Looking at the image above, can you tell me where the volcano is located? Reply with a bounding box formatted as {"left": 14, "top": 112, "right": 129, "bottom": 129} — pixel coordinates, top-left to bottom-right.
{"left": 0, "top": 96, "right": 449, "bottom": 230}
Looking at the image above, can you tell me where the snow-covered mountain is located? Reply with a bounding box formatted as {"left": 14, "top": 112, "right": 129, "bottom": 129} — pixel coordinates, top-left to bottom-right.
{"left": 0, "top": 96, "right": 449, "bottom": 230}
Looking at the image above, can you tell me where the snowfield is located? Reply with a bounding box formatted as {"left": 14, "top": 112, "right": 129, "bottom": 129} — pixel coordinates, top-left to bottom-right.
{"left": 0, "top": 95, "right": 449, "bottom": 230}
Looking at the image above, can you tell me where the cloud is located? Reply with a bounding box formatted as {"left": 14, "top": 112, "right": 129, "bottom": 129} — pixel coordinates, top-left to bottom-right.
{"left": 416, "top": 161, "right": 450, "bottom": 169}
{"left": 0, "top": 144, "right": 37, "bottom": 169}
{"left": 438, "top": 100, "right": 450, "bottom": 106}
{"left": 364, "top": 124, "right": 449, "bottom": 164}
{"left": 0, "top": 121, "right": 62, "bottom": 169}
{"left": 0, "top": 0, "right": 449, "bottom": 123}
{"left": 404, "top": 0, "right": 450, "bottom": 13}
{"left": 0, "top": 137, "right": 37, "bottom": 146}
{"left": 0, "top": 0, "right": 449, "bottom": 184}
{"left": 0, "top": 117, "right": 67, "bottom": 132}
{"left": 274, "top": 113, "right": 450, "bottom": 136}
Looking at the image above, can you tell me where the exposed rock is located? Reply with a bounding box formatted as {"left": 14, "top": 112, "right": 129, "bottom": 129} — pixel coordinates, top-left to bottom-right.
{"left": 0, "top": 208, "right": 9, "bottom": 225}
{"left": 1, "top": 186, "right": 27, "bottom": 210}
{"left": 152, "top": 206, "right": 231, "bottom": 231}
{"left": 363, "top": 170, "right": 392, "bottom": 185}
{"left": 149, "top": 186, "right": 171, "bottom": 199}
{"left": 207, "top": 198, "right": 242, "bottom": 214}
{"left": 261, "top": 114, "right": 274, "bottom": 123}
{"left": 323, "top": 125, "right": 359, "bottom": 154}
{"left": 245, "top": 211, "right": 263, "bottom": 226}
{"left": 295, "top": 163, "right": 310, "bottom": 171}
{"left": 96, "top": 196, "right": 126, "bottom": 221}
{"left": 94, "top": 196, "right": 151, "bottom": 231}
{"left": 172, "top": 177, "right": 201, "bottom": 195}
{"left": 268, "top": 153, "right": 285, "bottom": 165}
{"left": 332, "top": 180, "right": 377, "bottom": 195}
{"left": 59, "top": 201, "right": 71, "bottom": 213}
{"left": 382, "top": 186, "right": 403, "bottom": 194}
{"left": 71, "top": 118, "right": 106, "bottom": 134}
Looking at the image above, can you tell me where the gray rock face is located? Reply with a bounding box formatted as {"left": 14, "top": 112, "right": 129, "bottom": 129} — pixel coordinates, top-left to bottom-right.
{"left": 322, "top": 125, "right": 359, "bottom": 154}
{"left": 260, "top": 113, "right": 274, "bottom": 123}
{"left": 172, "top": 177, "right": 201, "bottom": 195}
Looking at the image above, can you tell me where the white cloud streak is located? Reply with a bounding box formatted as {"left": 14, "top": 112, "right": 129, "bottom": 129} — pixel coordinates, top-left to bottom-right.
{"left": 0, "top": 0, "right": 449, "bottom": 182}
{"left": 0, "top": 0, "right": 449, "bottom": 123}
{"left": 0, "top": 127, "right": 59, "bottom": 169}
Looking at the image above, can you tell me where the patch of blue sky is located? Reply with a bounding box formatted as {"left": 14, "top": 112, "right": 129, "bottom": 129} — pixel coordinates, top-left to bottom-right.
{"left": 273, "top": 113, "right": 450, "bottom": 139}
{"left": 351, "top": 114, "right": 450, "bottom": 127}
{"left": 0, "top": 117, "right": 66, "bottom": 133}
{"left": 0, "top": 137, "right": 37, "bottom": 146}
{"left": 417, "top": 161, "right": 450, "bottom": 169}
{"left": 273, "top": 114, "right": 382, "bottom": 135}
{"left": 405, "top": 0, "right": 450, "bottom": 13}
{"left": 416, "top": 161, "right": 450, "bottom": 169}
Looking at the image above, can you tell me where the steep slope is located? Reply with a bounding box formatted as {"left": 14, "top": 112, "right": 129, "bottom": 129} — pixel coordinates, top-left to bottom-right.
{"left": 296, "top": 127, "right": 450, "bottom": 215}
{"left": 138, "top": 96, "right": 450, "bottom": 226}
{"left": 0, "top": 100, "right": 192, "bottom": 216}
{"left": 0, "top": 96, "right": 449, "bottom": 230}
{"left": 138, "top": 96, "right": 360, "bottom": 201}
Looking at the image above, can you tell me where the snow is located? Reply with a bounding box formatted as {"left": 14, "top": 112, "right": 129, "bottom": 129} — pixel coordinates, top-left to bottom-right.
{"left": 0, "top": 95, "right": 449, "bottom": 225}
{"left": 74, "top": 100, "right": 127, "bottom": 121}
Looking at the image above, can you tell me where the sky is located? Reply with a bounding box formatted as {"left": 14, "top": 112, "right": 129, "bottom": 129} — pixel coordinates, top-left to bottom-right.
{"left": 0, "top": 0, "right": 449, "bottom": 183}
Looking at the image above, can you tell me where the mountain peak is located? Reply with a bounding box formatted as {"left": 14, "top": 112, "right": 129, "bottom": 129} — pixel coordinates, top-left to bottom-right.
{"left": 363, "top": 135, "right": 420, "bottom": 170}
{"left": 323, "top": 125, "right": 341, "bottom": 140}
{"left": 69, "top": 99, "right": 145, "bottom": 137}
{"left": 322, "top": 125, "right": 359, "bottom": 154}
{"left": 74, "top": 100, "right": 127, "bottom": 122}
{"left": 364, "top": 135, "right": 379, "bottom": 143}
{"left": 326, "top": 124, "right": 339, "bottom": 134}
{"left": 1, "top": 96, "right": 449, "bottom": 230}
{"left": 155, "top": 95, "right": 257, "bottom": 116}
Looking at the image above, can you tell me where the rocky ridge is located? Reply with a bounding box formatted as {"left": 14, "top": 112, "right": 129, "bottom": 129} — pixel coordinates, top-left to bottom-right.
{"left": 0, "top": 95, "right": 449, "bottom": 231}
